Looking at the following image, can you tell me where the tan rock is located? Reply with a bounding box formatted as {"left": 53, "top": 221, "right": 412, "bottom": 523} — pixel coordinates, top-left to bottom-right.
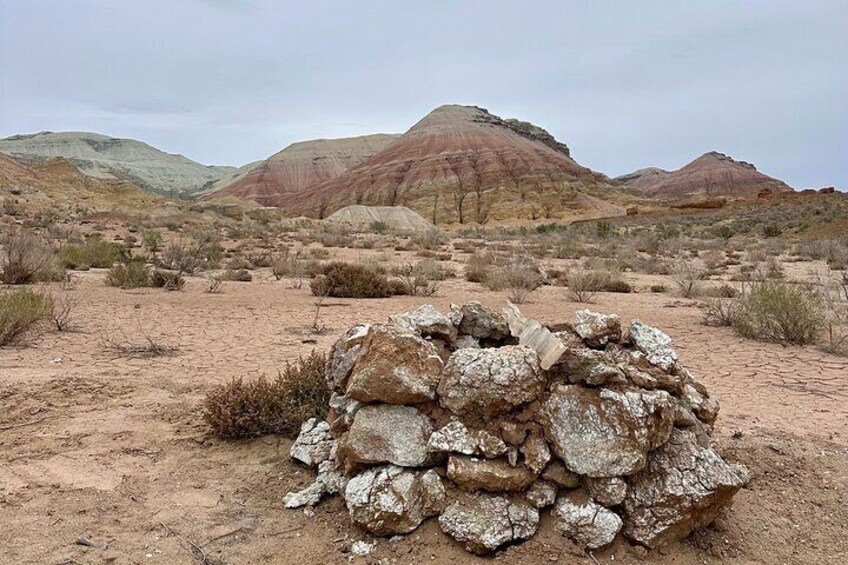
{"left": 541, "top": 461, "right": 582, "bottom": 489}
{"left": 447, "top": 455, "right": 535, "bottom": 492}
{"left": 346, "top": 325, "right": 443, "bottom": 405}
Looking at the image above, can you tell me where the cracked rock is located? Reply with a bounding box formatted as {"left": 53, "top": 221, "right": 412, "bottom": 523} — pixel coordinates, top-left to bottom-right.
{"left": 283, "top": 460, "right": 348, "bottom": 508}
{"left": 438, "top": 346, "right": 544, "bottom": 418}
{"left": 628, "top": 320, "right": 678, "bottom": 372}
{"left": 345, "top": 465, "right": 433, "bottom": 535}
{"left": 438, "top": 494, "right": 539, "bottom": 554}
{"left": 623, "top": 429, "right": 749, "bottom": 548}
{"left": 290, "top": 418, "right": 335, "bottom": 467}
{"left": 525, "top": 479, "right": 558, "bottom": 509}
{"left": 573, "top": 310, "right": 622, "bottom": 348}
{"left": 542, "top": 384, "right": 675, "bottom": 477}
{"left": 325, "top": 324, "right": 370, "bottom": 392}
{"left": 552, "top": 491, "right": 623, "bottom": 550}
{"left": 586, "top": 476, "right": 627, "bottom": 507}
{"left": 390, "top": 304, "right": 458, "bottom": 342}
{"left": 345, "top": 325, "right": 444, "bottom": 405}
{"left": 427, "top": 420, "right": 508, "bottom": 458}
{"left": 339, "top": 405, "right": 433, "bottom": 468}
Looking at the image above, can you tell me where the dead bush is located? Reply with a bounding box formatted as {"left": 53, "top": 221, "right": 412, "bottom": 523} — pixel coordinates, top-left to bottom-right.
{"left": 49, "top": 278, "right": 82, "bottom": 331}
{"left": 204, "top": 351, "right": 329, "bottom": 439}
{"left": 0, "top": 288, "right": 53, "bottom": 346}
{"left": 732, "top": 281, "right": 821, "bottom": 345}
{"left": 565, "top": 267, "right": 612, "bottom": 303}
{"left": 671, "top": 259, "right": 706, "bottom": 298}
{"left": 220, "top": 268, "right": 252, "bottom": 282}
{"left": 1, "top": 228, "right": 60, "bottom": 284}
{"left": 158, "top": 231, "right": 222, "bottom": 274}
{"left": 393, "top": 262, "right": 444, "bottom": 297}
{"left": 310, "top": 261, "right": 392, "bottom": 298}
{"left": 815, "top": 271, "right": 848, "bottom": 355}
{"left": 150, "top": 269, "right": 186, "bottom": 291}
{"left": 483, "top": 257, "right": 543, "bottom": 303}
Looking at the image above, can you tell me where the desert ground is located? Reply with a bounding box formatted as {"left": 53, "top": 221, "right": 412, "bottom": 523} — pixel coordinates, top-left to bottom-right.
{"left": 1, "top": 222, "right": 847, "bottom": 565}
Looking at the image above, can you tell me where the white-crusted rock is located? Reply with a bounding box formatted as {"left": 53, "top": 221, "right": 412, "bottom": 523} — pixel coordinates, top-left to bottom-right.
{"left": 525, "top": 479, "right": 558, "bottom": 509}
{"left": 325, "top": 324, "right": 370, "bottom": 392}
{"left": 339, "top": 405, "right": 433, "bottom": 467}
{"left": 542, "top": 384, "right": 676, "bottom": 477}
{"left": 586, "top": 476, "right": 627, "bottom": 507}
{"left": 438, "top": 346, "right": 545, "bottom": 418}
{"left": 573, "top": 310, "right": 622, "bottom": 348}
{"left": 447, "top": 455, "right": 535, "bottom": 492}
{"left": 345, "top": 465, "right": 429, "bottom": 535}
{"left": 438, "top": 494, "right": 539, "bottom": 554}
{"left": 456, "top": 301, "right": 509, "bottom": 341}
{"left": 623, "top": 429, "right": 749, "bottom": 548}
{"left": 552, "top": 491, "right": 623, "bottom": 550}
{"left": 390, "top": 304, "right": 458, "bottom": 342}
{"left": 628, "top": 320, "right": 678, "bottom": 371}
{"left": 283, "top": 460, "right": 348, "bottom": 508}
{"left": 290, "top": 418, "right": 335, "bottom": 467}
{"left": 427, "top": 420, "right": 508, "bottom": 458}
{"left": 345, "top": 325, "right": 444, "bottom": 405}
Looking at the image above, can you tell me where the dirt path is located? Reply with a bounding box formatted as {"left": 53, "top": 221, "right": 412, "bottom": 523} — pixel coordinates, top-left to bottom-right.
{"left": 1, "top": 275, "right": 846, "bottom": 564}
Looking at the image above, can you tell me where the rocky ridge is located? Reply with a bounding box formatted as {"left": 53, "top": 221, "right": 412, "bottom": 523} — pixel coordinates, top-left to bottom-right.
{"left": 284, "top": 303, "right": 748, "bottom": 554}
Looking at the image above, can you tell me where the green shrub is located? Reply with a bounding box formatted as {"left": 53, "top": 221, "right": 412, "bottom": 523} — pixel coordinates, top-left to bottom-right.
{"left": 310, "top": 261, "right": 392, "bottom": 298}
{"left": 58, "top": 237, "right": 126, "bottom": 270}
{"left": 141, "top": 229, "right": 164, "bottom": 252}
{"left": 733, "top": 281, "right": 822, "bottom": 345}
{"left": 0, "top": 289, "right": 53, "bottom": 346}
{"left": 106, "top": 259, "right": 151, "bottom": 289}
{"left": 204, "top": 351, "right": 329, "bottom": 439}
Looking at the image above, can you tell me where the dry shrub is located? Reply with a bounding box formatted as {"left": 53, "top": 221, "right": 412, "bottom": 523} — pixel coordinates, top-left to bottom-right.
{"left": 150, "top": 269, "right": 186, "bottom": 291}
{"left": 815, "top": 271, "right": 848, "bottom": 355}
{"left": 1, "top": 228, "right": 61, "bottom": 284}
{"left": 483, "top": 257, "right": 543, "bottom": 303}
{"left": 602, "top": 278, "right": 633, "bottom": 293}
{"left": 158, "top": 232, "right": 222, "bottom": 274}
{"left": 106, "top": 259, "right": 151, "bottom": 289}
{"left": 393, "top": 261, "right": 445, "bottom": 297}
{"left": 671, "top": 259, "right": 706, "bottom": 298}
{"left": 565, "top": 267, "right": 611, "bottom": 303}
{"left": 702, "top": 297, "right": 742, "bottom": 327}
{"left": 204, "top": 351, "right": 329, "bottom": 439}
{"left": 410, "top": 228, "right": 447, "bottom": 250}
{"left": 49, "top": 278, "right": 81, "bottom": 331}
{"left": 220, "top": 268, "right": 252, "bottom": 282}
{"left": 0, "top": 288, "right": 53, "bottom": 346}
{"left": 310, "top": 261, "right": 392, "bottom": 298}
{"left": 732, "top": 281, "right": 821, "bottom": 345}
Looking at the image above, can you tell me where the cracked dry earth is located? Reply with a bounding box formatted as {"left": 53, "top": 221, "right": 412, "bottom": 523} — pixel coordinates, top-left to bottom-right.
{"left": 1, "top": 272, "right": 847, "bottom": 564}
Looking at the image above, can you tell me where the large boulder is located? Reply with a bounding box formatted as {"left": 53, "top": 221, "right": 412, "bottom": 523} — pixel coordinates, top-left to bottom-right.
{"left": 623, "top": 429, "right": 749, "bottom": 548}
{"left": 339, "top": 405, "right": 433, "bottom": 468}
{"left": 438, "top": 346, "right": 545, "bottom": 418}
{"left": 345, "top": 465, "right": 444, "bottom": 535}
{"left": 345, "top": 326, "right": 444, "bottom": 405}
{"left": 552, "top": 491, "right": 623, "bottom": 550}
{"left": 447, "top": 455, "right": 536, "bottom": 492}
{"left": 542, "top": 384, "right": 676, "bottom": 477}
{"left": 439, "top": 494, "right": 539, "bottom": 554}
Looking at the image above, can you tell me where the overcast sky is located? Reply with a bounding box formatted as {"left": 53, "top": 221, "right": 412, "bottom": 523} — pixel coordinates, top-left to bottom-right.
{"left": 1, "top": 1, "right": 846, "bottom": 188}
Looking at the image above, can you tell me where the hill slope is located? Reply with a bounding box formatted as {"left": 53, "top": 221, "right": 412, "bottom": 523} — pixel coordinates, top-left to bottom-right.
{"left": 205, "top": 134, "right": 399, "bottom": 205}
{"left": 0, "top": 131, "right": 235, "bottom": 197}
{"left": 617, "top": 152, "right": 793, "bottom": 198}
{"left": 275, "top": 105, "right": 629, "bottom": 224}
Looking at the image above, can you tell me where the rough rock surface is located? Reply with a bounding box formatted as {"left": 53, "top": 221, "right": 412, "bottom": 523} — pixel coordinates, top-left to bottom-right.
{"left": 542, "top": 384, "right": 675, "bottom": 477}
{"left": 345, "top": 325, "right": 443, "bottom": 404}
{"left": 285, "top": 303, "right": 748, "bottom": 555}
{"left": 438, "top": 346, "right": 544, "bottom": 418}
{"left": 438, "top": 495, "right": 539, "bottom": 555}
{"left": 553, "top": 492, "right": 623, "bottom": 549}
{"left": 339, "top": 405, "right": 433, "bottom": 467}
{"left": 573, "top": 310, "right": 622, "bottom": 348}
{"left": 390, "top": 304, "right": 457, "bottom": 342}
{"left": 290, "top": 418, "right": 335, "bottom": 467}
{"left": 455, "top": 301, "right": 509, "bottom": 341}
{"left": 447, "top": 455, "right": 535, "bottom": 492}
{"left": 629, "top": 320, "right": 679, "bottom": 371}
{"left": 623, "top": 429, "right": 749, "bottom": 548}
{"left": 345, "top": 465, "right": 441, "bottom": 535}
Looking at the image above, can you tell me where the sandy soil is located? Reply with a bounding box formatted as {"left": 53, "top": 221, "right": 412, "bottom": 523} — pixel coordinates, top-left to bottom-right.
{"left": 1, "top": 264, "right": 847, "bottom": 564}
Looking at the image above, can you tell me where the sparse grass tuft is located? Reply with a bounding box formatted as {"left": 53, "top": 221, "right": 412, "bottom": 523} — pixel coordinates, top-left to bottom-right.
{"left": 0, "top": 289, "right": 53, "bottom": 346}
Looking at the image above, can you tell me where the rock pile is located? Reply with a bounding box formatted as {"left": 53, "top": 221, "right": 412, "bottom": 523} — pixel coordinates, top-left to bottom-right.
{"left": 284, "top": 302, "right": 748, "bottom": 554}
